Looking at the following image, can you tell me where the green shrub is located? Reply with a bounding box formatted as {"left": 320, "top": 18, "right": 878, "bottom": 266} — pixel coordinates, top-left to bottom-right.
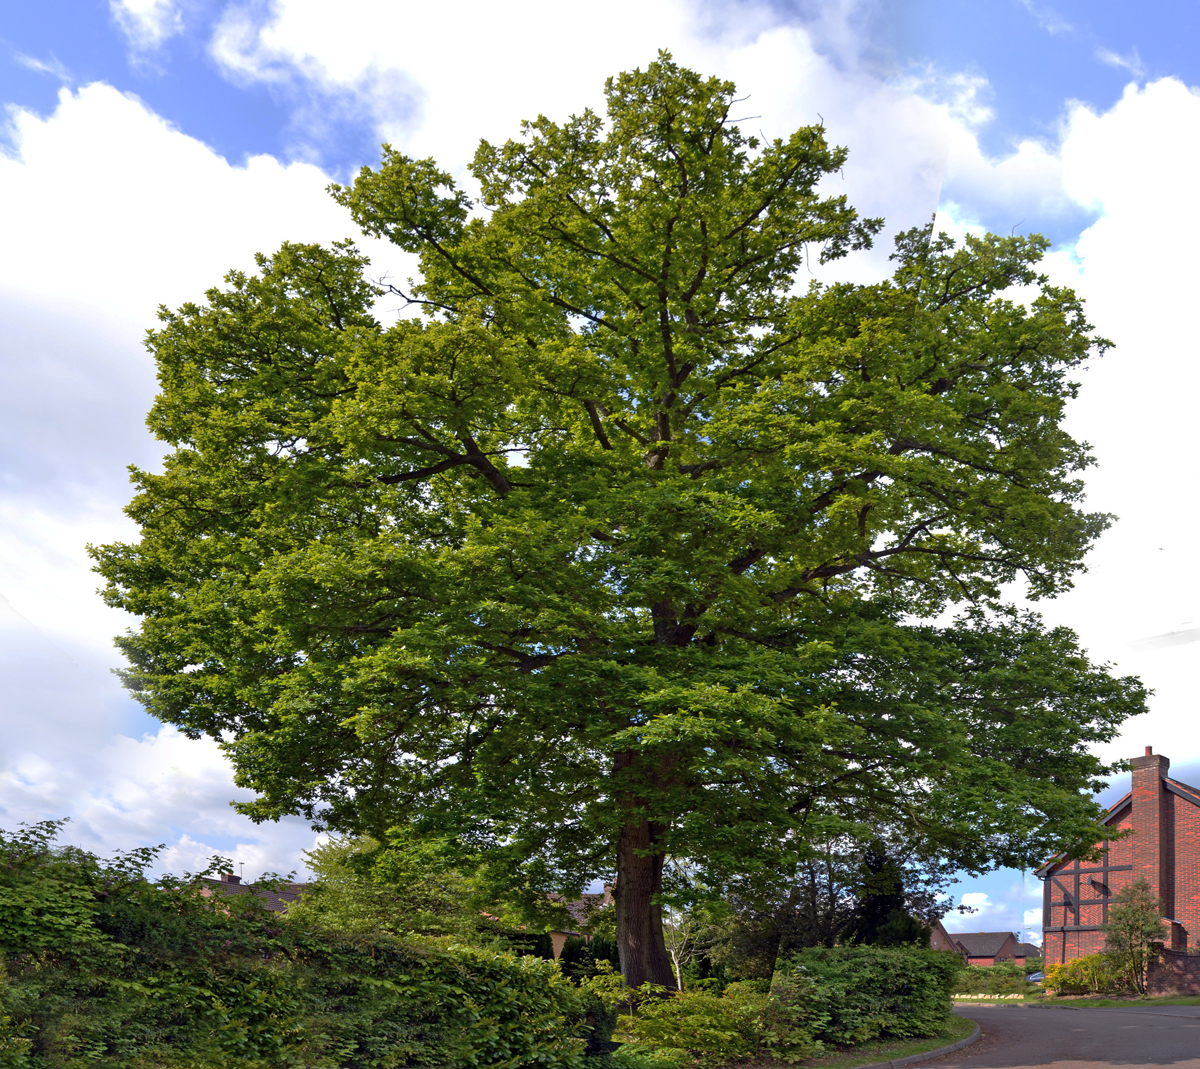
{"left": 616, "top": 986, "right": 763, "bottom": 1068}
{"left": 760, "top": 971, "right": 828, "bottom": 1062}
{"left": 616, "top": 946, "right": 958, "bottom": 1066}
{"left": 610, "top": 1045, "right": 691, "bottom": 1069}
{"left": 0, "top": 822, "right": 591, "bottom": 1068}
{"left": 780, "top": 945, "right": 962, "bottom": 1045}
{"left": 1044, "top": 953, "right": 1130, "bottom": 996}
{"left": 5, "top": 928, "right": 588, "bottom": 1068}
{"left": 954, "top": 962, "right": 1035, "bottom": 995}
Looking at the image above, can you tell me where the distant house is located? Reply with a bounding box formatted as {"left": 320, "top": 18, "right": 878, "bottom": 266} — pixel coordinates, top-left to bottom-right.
{"left": 200, "top": 872, "right": 308, "bottom": 913}
{"left": 952, "top": 931, "right": 1021, "bottom": 965}
{"left": 545, "top": 883, "right": 614, "bottom": 956}
{"left": 1013, "top": 941, "right": 1042, "bottom": 965}
{"left": 929, "top": 917, "right": 959, "bottom": 952}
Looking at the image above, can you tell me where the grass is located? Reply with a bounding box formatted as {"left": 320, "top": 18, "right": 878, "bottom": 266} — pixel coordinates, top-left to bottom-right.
{"left": 954, "top": 991, "right": 1200, "bottom": 1008}
{"left": 793, "top": 1014, "right": 978, "bottom": 1069}
{"left": 1024, "top": 995, "right": 1200, "bottom": 1008}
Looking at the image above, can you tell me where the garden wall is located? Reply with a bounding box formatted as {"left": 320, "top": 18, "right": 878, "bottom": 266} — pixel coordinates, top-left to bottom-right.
{"left": 1147, "top": 948, "right": 1200, "bottom": 995}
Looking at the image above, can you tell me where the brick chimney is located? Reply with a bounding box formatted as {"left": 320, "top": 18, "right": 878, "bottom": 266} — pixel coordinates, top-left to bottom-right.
{"left": 219, "top": 873, "right": 241, "bottom": 885}
{"left": 1130, "top": 746, "right": 1171, "bottom": 916}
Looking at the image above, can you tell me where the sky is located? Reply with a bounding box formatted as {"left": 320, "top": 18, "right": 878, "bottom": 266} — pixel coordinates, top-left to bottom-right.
{"left": 1, "top": 0, "right": 1200, "bottom": 944}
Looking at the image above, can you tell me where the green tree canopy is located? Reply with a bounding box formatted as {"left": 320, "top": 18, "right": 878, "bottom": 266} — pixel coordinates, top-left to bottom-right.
{"left": 93, "top": 55, "right": 1145, "bottom": 987}
{"left": 285, "top": 830, "right": 478, "bottom": 940}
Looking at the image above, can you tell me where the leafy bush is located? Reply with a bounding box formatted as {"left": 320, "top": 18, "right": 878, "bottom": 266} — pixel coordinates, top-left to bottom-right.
{"left": 616, "top": 947, "right": 956, "bottom": 1066}
{"left": 616, "top": 986, "right": 764, "bottom": 1068}
{"left": 1044, "top": 953, "right": 1131, "bottom": 996}
{"left": 1102, "top": 879, "right": 1165, "bottom": 994}
{"left": 953, "top": 963, "right": 1035, "bottom": 995}
{"left": 0, "top": 821, "right": 592, "bottom": 1068}
{"left": 759, "top": 971, "right": 829, "bottom": 1062}
{"left": 779, "top": 946, "right": 961, "bottom": 1045}
{"left": 610, "top": 1045, "right": 691, "bottom": 1069}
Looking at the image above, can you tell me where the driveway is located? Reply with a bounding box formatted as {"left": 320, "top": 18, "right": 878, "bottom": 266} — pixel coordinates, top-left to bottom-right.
{"left": 930, "top": 1005, "right": 1200, "bottom": 1069}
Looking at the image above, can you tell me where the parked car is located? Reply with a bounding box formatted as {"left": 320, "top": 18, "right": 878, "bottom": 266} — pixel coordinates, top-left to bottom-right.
{"left": 1026, "top": 971, "right": 1045, "bottom": 983}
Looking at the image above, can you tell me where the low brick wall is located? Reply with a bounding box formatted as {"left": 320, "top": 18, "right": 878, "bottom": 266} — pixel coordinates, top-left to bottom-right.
{"left": 1147, "top": 949, "right": 1200, "bottom": 995}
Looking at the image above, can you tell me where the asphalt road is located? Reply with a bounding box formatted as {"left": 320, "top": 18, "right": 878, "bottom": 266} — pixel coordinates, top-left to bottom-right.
{"left": 932, "top": 1005, "right": 1200, "bottom": 1069}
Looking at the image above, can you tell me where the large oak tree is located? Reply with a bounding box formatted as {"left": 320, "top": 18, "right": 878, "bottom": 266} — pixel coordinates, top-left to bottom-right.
{"left": 93, "top": 57, "right": 1145, "bottom": 987}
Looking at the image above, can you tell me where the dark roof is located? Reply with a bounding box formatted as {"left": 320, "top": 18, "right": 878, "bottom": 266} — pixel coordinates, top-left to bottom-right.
{"left": 546, "top": 884, "right": 614, "bottom": 930}
{"left": 953, "top": 931, "right": 1017, "bottom": 957}
{"left": 1167, "top": 778, "right": 1200, "bottom": 807}
{"left": 1015, "top": 942, "right": 1041, "bottom": 958}
{"left": 201, "top": 876, "right": 308, "bottom": 913}
{"left": 563, "top": 892, "right": 609, "bottom": 925}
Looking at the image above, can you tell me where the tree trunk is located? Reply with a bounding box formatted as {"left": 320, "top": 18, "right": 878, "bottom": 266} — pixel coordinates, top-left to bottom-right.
{"left": 615, "top": 819, "right": 677, "bottom": 988}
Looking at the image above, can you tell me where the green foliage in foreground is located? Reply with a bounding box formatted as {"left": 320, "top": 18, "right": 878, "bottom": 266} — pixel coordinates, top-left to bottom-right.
{"left": 0, "top": 821, "right": 593, "bottom": 1068}
{"left": 616, "top": 946, "right": 962, "bottom": 1067}
{"left": 0, "top": 821, "right": 970, "bottom": 1068}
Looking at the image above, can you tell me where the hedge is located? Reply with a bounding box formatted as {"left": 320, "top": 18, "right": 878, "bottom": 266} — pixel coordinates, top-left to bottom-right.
{"left": 0, "top": 822, "right": 593, "bottom": 1068}
{"left": 617, "top": 946, "right": 962, "bottom": 1066}
{"left": 780, "top": 945, "right": 962, "bottom": 1044}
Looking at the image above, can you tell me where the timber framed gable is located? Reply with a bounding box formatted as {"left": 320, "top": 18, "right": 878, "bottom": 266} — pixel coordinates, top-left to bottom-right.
{"left": 1036, "top": 750, "right": 1200, "bottom": 965}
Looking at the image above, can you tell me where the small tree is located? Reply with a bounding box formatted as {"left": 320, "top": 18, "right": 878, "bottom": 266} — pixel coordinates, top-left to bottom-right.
{"left": 1103, "top": 878, "right": 1165, "bottom": 994}
{"left": 661, "top": 859, "right": 718, "bottom": 990}
{"left": 286, "top": 828, "right": 478, "bottom": 939}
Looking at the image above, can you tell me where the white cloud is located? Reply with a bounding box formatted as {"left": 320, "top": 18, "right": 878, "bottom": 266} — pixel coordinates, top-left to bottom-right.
{"left": 204, "top": 0, "right": 993, "bottom": 287}
{"left": 15, "top": 54, "right": 72, "bottom": 82}
{"left": 1023, "top": 909, "right": 1044, "bottom": 944}
{"left": 995, "top": 78, "right": 1200, "bottom": 767}
{"left": 110, "top": 0, "right": 186, "bottom": 51}
{"left": 0, "top": 83, "right": 406, "bottom": 874}
{"left": 943, "top": 892, "right": 995, "bottom": 933}
{"left": 1096, "top": 48, "right": 1144, "bottom": 78}
{"left": 1017, "top": 0, "right": 1073, "bottom": 37}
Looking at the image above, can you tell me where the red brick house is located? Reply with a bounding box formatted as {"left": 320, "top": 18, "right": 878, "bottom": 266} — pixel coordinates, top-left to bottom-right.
{"left": 952, "top": 931, "right": 1021, "bottom": 965}
{"left": 1037, "top": 747, "right": 1200, "bottom": 965}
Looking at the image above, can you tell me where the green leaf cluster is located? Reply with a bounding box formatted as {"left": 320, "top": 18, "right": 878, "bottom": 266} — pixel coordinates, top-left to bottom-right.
{"left": 284, "top": 831, "right": 480, "bottom": 941}
{"left": 774, "top": 946, "right": 961, "bottom": 1044}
